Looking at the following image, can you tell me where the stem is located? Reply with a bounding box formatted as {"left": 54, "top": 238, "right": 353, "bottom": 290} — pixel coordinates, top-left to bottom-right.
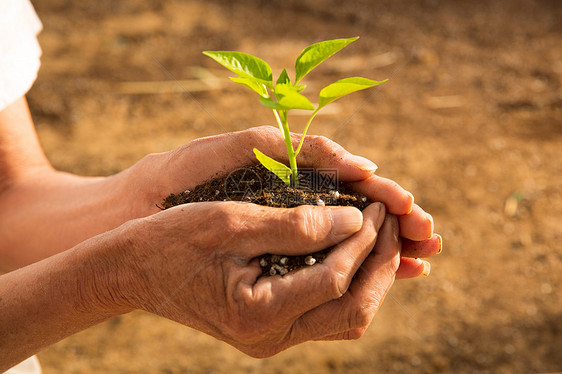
{"left": 272, "top": 109, "right": 285, "bottom": 140}
{"left": 278, "top": 111, "right": 298, "bottom": 186}
{"left": 295, "top": 107, "right": 321, "bottom": 156}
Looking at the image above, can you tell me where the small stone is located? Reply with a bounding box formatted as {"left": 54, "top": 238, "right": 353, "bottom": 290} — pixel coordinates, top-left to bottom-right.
{"left": 271, "top": 255, "right": 281, "bottom": 263}
{"left": 304, "top": 256, "right": 316, "bottom": 266}
{"left": 215, "top": 190, "right": 220, "bottom": 196}
{"left": 330, "top": 190, "right": 340, "bottom": 199}
{"left": 272, "top": 264, "right": 288, "bottom": 276}
{"left": 317, "top": 198, "right": 325, "bottom": 206}
{"left": 259, "top": 258, "right": 268, "bottom": 267}
{"left": 269, "top": 267, "right": 277, "bottom": 276}
{"left": 280, "top": 257, "right": 288, "bottom": 265}
{"left": 361, "top": 196, "right": 367, "bottom": 202}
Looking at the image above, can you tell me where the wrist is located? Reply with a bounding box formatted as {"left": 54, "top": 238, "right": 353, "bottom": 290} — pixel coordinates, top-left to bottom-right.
{"left": 72, "top": 225, "right": 140, "bottom": 316}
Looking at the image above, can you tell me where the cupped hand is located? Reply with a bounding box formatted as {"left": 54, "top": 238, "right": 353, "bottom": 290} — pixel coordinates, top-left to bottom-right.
{"left": 125, "top": 125, "right": 441, "bottom": 278}
{"left": 111, "top": 201, "right": 396, "bottom": 357}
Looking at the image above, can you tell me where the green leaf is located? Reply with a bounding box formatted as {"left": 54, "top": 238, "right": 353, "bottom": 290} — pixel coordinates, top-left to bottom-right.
{"left": 275, "top": 84, "right": 315, "bottom": 110}
{"left": 253, "top": 148, "right": 292, "bottom": 186}
{"left": 230, "top": 77, "right": 268, "bottom": 97}
{"left": 259, "top": 84, "right": 315, "bottom": 111}
{"left": 294, "top": 37, "right": 359, "bottom": 83}
{"left": 276, "top": 68, "right": 290, "bottom": 85}
{"left": 203, "top": 51, "right": 273, "bottom": 88}
{"left": 294, "top": 84, "right": 307, "bottom": 93}
{"left": 318, "top": 77, "right": 387, "bottom": 108}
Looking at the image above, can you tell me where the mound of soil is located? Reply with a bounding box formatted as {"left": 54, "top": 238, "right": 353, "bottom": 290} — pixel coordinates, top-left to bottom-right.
{"left": 162, "top": 164, "right": 368, "bottom": 275}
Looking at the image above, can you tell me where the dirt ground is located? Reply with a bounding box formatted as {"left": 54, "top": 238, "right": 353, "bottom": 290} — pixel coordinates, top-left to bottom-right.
{"left": 27, "top": 0, "right": 562, "bottom": 373}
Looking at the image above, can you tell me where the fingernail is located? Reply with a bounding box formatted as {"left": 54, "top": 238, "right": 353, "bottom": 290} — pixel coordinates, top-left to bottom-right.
{"left": 426, "top": 212, "right": 434, "bottom": 238}
{"left": 406, "top": 192, "right": 414, "bottom": 214}
{"left": 330, "top": 206, "right": 363, "bottom": 238}
{"left": 346, "top": 154, "right": 378, "bottom": 172}
{"left": 436, "top": 234, "right": 443, "bottom": 254}
{"left": 421, "top": 260, "right": 431, "bottom": 277}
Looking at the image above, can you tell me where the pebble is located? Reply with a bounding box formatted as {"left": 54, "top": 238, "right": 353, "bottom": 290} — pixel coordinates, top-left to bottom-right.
{"left": 330, "top": 190, "right": 340, "bottom": 199}
{"left": 317, "top": 198, "right": 325, "bottom": 206}
{"left": 280, "top": 257, "right": 288, "bottom": 265}
{"left": 304, "top": 256, "right": 316, "bottom": 266}
{"left": 259, "top": 258, "right": 268, "bottom": 267}
{"left": 271, "top": 255, "right": 281, "bottom": 263}
{"left": 272, "top": 264, "right": 288, "bottom": 276}
{"left": 269, "top": 267, "right": 277, "bottom": 276}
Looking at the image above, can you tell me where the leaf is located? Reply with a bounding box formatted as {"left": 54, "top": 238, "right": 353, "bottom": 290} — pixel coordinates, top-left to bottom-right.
{"left": 294, "top": 37, "right": 359, "bottom": 83}
{"left": 230, "top": 77, "right": 268, "bottom": 97}
{"left": 318, "top": 77, "right": 388, "bottom": 108}
{"left": 253, "top": 148, "right": 292, "bottom": 186}
{"left": 275, "top": 84, "right": 315, "bottom": 110}
{"left": 294, "top": 84, "right": 307, "bottom": 93}
{"left": 259, "top": 84, "right": 315, "bottom": 111}
{"left": 203, "top": 51, "right": 273, "bottom": 88}
{"left": 276, "top": 68, "right": 290, "bottom": 85}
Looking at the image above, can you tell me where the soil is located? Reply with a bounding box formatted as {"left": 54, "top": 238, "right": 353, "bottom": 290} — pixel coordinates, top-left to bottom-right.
{"left": 27, "top": 0, "right": 562, "bottom": 373}
{"left": 161, "top": 164, "right": 368, "bottom": 275}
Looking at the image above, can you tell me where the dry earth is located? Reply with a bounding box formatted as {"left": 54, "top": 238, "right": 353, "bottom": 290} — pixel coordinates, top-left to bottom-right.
{"left": 26, "top": 0, "right": 562, "bottom": 373}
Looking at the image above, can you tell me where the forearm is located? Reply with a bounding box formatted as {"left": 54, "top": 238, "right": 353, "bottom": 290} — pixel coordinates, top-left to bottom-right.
{"left": 0, "top": 97, "right": 159, "bottom": 270}
{"left": 0, "top": 169, "right": 144, "bottom": 270}
{"left": 0, "top": 229, "right": 132, "bottom": 371}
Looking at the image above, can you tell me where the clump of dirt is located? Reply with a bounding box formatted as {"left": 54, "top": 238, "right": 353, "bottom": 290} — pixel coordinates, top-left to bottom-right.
{"left": 162, "top": 164, "right": 368, "bottom": 276}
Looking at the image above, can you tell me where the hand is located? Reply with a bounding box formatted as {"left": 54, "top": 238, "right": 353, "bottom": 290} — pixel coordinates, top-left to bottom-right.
{"left": 107, "top": 201, "right": 397, "bottom": 357}
{"left": 125, "top": 125, "right": 441, "bottom": 278}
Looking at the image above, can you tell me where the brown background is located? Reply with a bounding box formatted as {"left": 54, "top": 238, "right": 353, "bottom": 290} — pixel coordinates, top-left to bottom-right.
{"left": 28, "top": 0, "right": 561, "bottom": 372}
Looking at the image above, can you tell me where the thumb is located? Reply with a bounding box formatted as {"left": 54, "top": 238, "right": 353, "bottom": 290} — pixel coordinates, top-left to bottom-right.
{"left": 240, "top": 204, "right": 363, "bottom": 257}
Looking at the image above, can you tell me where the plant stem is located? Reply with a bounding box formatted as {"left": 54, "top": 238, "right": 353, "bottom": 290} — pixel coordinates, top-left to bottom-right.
{"left": 274, "top": 110, "right": 299, "bottom": 186}
{"left": 272, "top": 109, "right": 285, "bottom": 140}
{"left": 295, "top": 108, "right": 320, "bottom": 156}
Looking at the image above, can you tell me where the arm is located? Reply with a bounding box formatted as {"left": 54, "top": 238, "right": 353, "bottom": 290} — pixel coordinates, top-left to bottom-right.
{"left": 0, "top": 98, "right": 138, "bottom": 270}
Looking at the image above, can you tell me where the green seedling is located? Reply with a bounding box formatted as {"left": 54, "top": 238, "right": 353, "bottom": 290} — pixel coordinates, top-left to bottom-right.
{"left": 204, "top": 37, "right": 387, "bottom": 186}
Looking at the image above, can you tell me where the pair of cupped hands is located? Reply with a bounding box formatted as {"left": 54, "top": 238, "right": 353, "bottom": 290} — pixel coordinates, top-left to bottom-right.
{"left": 89, "top": 125, "right": 441, "bottom": 358}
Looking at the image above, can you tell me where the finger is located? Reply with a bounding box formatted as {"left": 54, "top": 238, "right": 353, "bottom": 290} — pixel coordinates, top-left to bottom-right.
{"left": 398, "top": 204, "right": 434, "bottom": 240}
{"left": 401, "top": 234, "right": 442, "bottom": 258}
{"left": 258, "top": 129, "right": 378, "bottom": 181}
{"left": 349, "top": 176, "right": 414, "bottom": 215}
{"left": 396, "top": 257, "right": 431, "bottom": 279}
{"left": 248, "top": 203, "right": 385, "bottom": 324}
{"left": 225, "top": 202, "right": 364, "bottom": 257}
{"left": 290, "top": 134, "right": 378, "bottom": 180}
{"left": 288, "top": 214, "right": 400, "bottom": 342}
{"left": 166, "top": 126, "right": 378, "bottom": 191}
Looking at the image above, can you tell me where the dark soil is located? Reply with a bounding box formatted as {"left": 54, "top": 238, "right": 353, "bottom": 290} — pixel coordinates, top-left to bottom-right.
{"left": 162, "top": 164, "right": 368, "bottom": 275}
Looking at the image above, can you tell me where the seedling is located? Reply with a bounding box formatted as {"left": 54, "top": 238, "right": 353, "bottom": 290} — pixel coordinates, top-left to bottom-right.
{"left": 204, "top": 37, "right": 387, "bottom": 186}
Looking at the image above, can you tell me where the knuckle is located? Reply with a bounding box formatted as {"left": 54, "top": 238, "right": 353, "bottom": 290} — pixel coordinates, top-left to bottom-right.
{"left": 325, "top": 268, "right": 348, "bottom": 299}
{"left": 389, "top": 254, "right": 401, "bottom": 274}
{"left": 351, "top": 305, "right": 373, "bottom": 329}
{"left": 246, "top": 125, "right": 278, "bottom": 146}
{"left": 210, "top": 203, "right": 239, "bottom": 232}
{"left": 289, "top": 206, "right": 318, "bottom": 241}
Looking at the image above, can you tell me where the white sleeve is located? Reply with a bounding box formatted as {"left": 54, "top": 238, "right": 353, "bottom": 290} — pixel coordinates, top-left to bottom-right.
{"left": 0, "top": 0, "right": 43, "bottom": 111}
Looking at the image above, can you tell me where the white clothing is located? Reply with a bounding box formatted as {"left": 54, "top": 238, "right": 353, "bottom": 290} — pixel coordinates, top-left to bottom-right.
{"left": 0, "top": 0, "right": 42, "bottom": 111}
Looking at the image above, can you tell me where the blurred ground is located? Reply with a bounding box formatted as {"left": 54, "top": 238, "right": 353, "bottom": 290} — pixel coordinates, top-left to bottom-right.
{"left": 27, "top": 0, "right": 562, "bottom": 373}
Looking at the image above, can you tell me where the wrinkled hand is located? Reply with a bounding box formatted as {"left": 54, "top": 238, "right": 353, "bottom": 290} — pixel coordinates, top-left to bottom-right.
{"left": 125, "top": 125, "right": 441, "bottom": 278}
{"left": 110, "top": 200, "right": 398, "bottom": 357}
